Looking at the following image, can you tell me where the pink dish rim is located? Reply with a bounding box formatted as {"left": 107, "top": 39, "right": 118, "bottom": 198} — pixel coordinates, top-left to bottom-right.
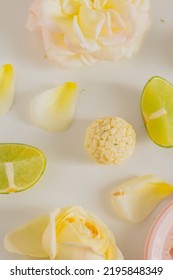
{"left": 143, "top": 200, "right": 173, "bottom": 260}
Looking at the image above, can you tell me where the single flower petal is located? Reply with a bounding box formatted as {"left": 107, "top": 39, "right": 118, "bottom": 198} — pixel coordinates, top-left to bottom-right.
{"left": 106, "top": 234, "right": 124, "bottom": 260}
{"left": 73, "top": 16, "right": 100, "bottom": 51}
{"left": 39, "top": 0, "right": 63, "bottom": 30}
{"left": 42, "top": 29, "right": 75, "bottom": 57}
{"left": 26, "top": 0, "right": 41, "bottom": 31}
{"left": 42, "top": 209, "right": 60, "bottom": 259}
{"left": 61, "top": 0, "right": 80, "bottom": 15}
{"left": 111, "top": 174, "right": 173, "bottom": 223}
{"left": 94, "top": 0, "right": 108, "bottom": 10}
{"left": 0, "top": 64, "right": 14, "bottom": 115}
{"left": 30, "top": 82, "right": 78, "bottom": 132}
{"left": 4, "top": 215, "right": 49, "bottom": 257}
{"left": 41, "top": 29, "right": 85, "bottom": 68}
{"left": 78, "top": 6, "right": 105, "bottom": 40}
{"left": 56, "top": 243, "right": 105, "bottom": 260}
{"left": 42, "top": 206, "right": 85, "bottom": 259}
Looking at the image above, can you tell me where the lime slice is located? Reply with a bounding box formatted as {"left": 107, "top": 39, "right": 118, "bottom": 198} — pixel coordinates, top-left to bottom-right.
{"left": 141, "top": 76, "right": 173, "bottom": 147}
{"left": 0, "top": 143, "right": 46, "bottom": 194}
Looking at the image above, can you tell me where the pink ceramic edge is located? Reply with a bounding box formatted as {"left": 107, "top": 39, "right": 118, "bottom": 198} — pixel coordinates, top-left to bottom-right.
{"left": 143, "top": 200, "right": 173, "bottom": 260}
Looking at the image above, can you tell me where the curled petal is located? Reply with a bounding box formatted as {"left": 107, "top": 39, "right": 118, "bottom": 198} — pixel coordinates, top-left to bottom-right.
{"left": 39, "top": 0, "right": 63, "bottom": 31}
{"left": 42, "top": 209, "right": 60, "bottom": 259}
{"left": 30, "top": 82, "right": 78, "bottom": 132}
{"left": 4, "top": 215, "right": 49, "bottom": 257}
{"left": 73, "top": 16, "right": 100, "bottom": 51}
{"left": 0, "top": 64, "right": 14, "bottom": 115}
{"left": 26, "top": 0, "right": 41, "bottom": 31}
{"left": 42, "top": 29, "right": 84, "bottom": 68}
{"left": 105, "top": 233, "right": 124, "bottom": 260}
{"left": 56, "top": 243, "right": 105, "bottom": 260}
{"left": 111, "top": 174, "right": 173, "bottom": 223}
{"left": 78, "top": 6, "right": 105, "bottom": 40}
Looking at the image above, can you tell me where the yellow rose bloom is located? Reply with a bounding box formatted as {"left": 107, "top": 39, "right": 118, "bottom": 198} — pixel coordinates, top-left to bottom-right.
{"left": 4, "top": 206, "right": 123, "bottom": 260}
{"left": 26, "top": 0, "right": 150, "bottom": 68}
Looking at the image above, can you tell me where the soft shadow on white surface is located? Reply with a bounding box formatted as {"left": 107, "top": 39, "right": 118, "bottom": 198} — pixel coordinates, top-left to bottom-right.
{"left": 138, "top": 29, "right": 173, "bottom": 73}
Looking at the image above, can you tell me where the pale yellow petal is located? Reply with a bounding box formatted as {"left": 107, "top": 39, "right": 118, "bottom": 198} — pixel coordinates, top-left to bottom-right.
{"left": 4, "top": 215, "right": 49, "bottom": 257}
{"left": 111, "top": 174, "right": 173, "bottom": 223}
{"left": 105, "top": 234, "right": 124, "bottom": 260}
{"left": 42, "top": 208, "right": 60, "bottom": 259}
{"left": 56, "top": 221, "right": 83, "bottom": 244}
{"left": 0, "top": 64, "right": 14, "bottom": 115}
{"left": 55, "top": 206, "right": 87, "bottom": 230}
{"left": 40, "top": 0, "right": 63, "bottom": 25}
{"left": 57, "top": 207, "right": 106, "bottom": 253}
{"left": 30, "top": 82, "right": 77, "bottom": 132}
{"left": 26, "top": 0, "right": 40, "bottom": 31}
{"left": 79, "top": 6, "right": 105, "bottom": 40}
{"left": 56, "top": 243, "right": 105, "bottom": 260}
{"left": 42, "top": 206, "right": 94, "bottom": 259}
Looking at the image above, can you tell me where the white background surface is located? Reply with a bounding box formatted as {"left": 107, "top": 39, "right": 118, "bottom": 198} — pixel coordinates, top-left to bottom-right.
{"left": 0, "top": 0, "right": 173, "bottom": 260}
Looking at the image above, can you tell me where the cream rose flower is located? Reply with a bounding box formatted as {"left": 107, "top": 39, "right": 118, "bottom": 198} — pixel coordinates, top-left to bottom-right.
{"left": 26, "top": 0, "right": 150, "bottom": 68}
{"left": 4, "top": 206, "right": 123, "bottom": 260}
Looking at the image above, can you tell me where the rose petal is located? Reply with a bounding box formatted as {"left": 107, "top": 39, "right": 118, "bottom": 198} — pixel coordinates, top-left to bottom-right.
{"left": 73, "top": 16, "right": 100, "bottom": 51}
{"left": 61, "top": 0, "right": 80, "bottom": 15}
{"left": 94, "top": 0, "right": 108, "bottom": 10}
{"left": 26, "top": 0, "right": 41, "bottom": 31}
{"left": 40, "top": 0, "right": 63, "bottom": 24}
{"left": 4, "top": 215, "right": 49, "bottom": 257}
{"left": 42, "top": 29, "right": 75, "bottom": 57}
{"left": 111, "top": 174, "right": 173, "bottom": 223}
{"left": 42, "top": 209, "right": 60, "bottom": 259}
{"left": 92, "top": 46, "right": 123, "bottom": 61}
{"left": 56, "top": 243, "right": 105, "bottom": 260}
{"left": 79, "top": 6, "right": 105, "bottom": 40}
{"left": 42, "top": 207, "right": 85, "bottom": 259}
{"left": 0, "top": 64, "right": 14, "bottom": 115}
{"left": 106, "top": 234, "right": 124, "bottom": 260}
{"left": 30, "top": 82, "right": 77, "bottom": 132}
{"left": 80, "top": 54, "right": 97, "bottom": 65}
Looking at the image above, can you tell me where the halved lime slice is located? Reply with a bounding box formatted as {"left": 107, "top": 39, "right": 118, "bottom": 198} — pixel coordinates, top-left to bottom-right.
{"left": 141, "top": 76, "right": 173, "bottom": 147}
{"left": 0, "top": 143, "right": 46, "bottom": 194}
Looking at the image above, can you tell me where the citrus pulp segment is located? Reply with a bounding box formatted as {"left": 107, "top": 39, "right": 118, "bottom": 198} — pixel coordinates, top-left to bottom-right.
{"left": 0, "top": 143, "right": 46, "bottom": 194}
{"left": 141, "top": 76, "right": 173, "bottom": 147}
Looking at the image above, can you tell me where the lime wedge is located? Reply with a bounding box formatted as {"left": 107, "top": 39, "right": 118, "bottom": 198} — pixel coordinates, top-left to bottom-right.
{"left": 141, "top": 76, "right": 173, "bottom": 147}
{"left": 0, "top": 143, "right": 46, "bottom": 194}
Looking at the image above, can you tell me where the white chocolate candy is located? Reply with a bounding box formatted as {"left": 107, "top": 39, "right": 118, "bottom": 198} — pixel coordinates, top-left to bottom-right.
{"left": 84, "top": 116, "right": 136, "bottom": 165}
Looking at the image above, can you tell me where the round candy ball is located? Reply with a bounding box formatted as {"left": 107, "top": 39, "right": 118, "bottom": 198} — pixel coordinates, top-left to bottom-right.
{"left": 84, "top": 116, "right": 136, "bottom": 165}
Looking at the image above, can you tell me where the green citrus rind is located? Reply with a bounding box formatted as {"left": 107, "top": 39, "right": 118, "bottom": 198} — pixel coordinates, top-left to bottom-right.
{"left": 141, "top": 76, "right": 173, "bottom": 148}
{"left": 0, "top": 143, "right": 46, "bottom": 194}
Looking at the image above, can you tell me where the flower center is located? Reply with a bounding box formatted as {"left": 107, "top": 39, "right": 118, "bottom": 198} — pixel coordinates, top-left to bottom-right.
{"left": 66, "top": 217, "right": 99, "bottom": 238}
{"left": 84, "top": 221, "right": 99, "bottom": 238}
